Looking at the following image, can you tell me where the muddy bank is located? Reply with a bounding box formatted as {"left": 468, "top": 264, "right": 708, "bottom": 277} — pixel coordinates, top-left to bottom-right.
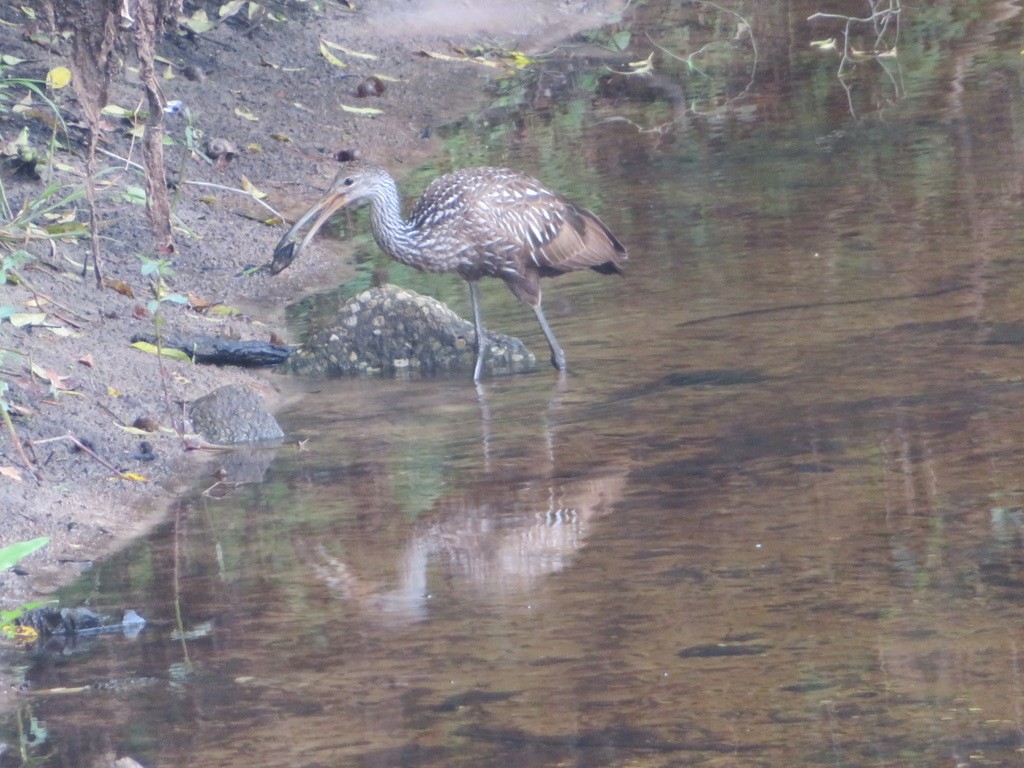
{"left": 0, "top": 0, "right": 625, "bottom": 606}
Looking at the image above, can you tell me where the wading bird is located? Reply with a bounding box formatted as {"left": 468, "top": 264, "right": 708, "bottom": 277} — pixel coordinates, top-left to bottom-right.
{"left": 269, "top": 162, "right": 627, "bottom": 381}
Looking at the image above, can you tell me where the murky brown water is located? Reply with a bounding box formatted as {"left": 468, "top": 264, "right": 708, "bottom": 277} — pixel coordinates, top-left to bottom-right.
{"left": 9, "top": 1, "right": 1024, "bottom": 766}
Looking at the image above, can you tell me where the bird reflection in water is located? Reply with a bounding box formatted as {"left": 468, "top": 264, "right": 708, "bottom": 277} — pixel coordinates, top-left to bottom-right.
{"left": 308, "top": 468, "right": 625, "bottom": 624}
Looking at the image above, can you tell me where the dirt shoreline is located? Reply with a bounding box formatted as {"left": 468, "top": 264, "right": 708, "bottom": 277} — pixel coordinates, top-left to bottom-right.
{"left": 1, "top": 1, "right": 622, "bottom": 605}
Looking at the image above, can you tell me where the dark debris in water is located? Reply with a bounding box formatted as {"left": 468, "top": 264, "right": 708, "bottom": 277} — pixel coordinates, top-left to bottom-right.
{"left": 779, "top": 680, "right": 839, "bottom": 694}
{"left": 790, "top": 462, "right": 835, "bottom": 473}
{"left": 678, "top": 642, "right": 772, "bottom": 658}
{"left": 455, "top": 724, "right": 764, "bottom": 754}
{"left": 607, "top": 368, "right": 770, "bottom": 407}
{"left": 985, "top": 323, "right": 1024, "bottom": 345}
{"left": 433, "top": 689, "right": 519, "bottom": 712}
{"left": 661, "top": 369, "right": 770, "bottom": 388}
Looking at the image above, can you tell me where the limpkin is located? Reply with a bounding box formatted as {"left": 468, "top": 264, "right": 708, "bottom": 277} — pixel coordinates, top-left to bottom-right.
{"left": 269, "top": 162, "right": 628, "bottom": 381}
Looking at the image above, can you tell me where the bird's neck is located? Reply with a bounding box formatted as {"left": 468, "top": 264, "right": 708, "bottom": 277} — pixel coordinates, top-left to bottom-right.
{"left": 368, "top": 181, "right": 426, "bottom": 267}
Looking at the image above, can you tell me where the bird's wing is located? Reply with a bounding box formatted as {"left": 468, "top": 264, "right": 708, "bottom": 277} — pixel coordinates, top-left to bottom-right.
{"left": 411, "top": 168, "right": 627, "bottom": 276}
{"left": 472, "top": 171, "right": 627, "bottom": 276}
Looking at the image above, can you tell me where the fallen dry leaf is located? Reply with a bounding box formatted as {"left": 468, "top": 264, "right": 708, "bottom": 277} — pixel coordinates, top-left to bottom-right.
{"left": 339, "top": 103, "right": 382, "bottom": 116}
{"left": 102, "top": 278, "right": 134, "bottom": 299}
{"left": 0, "top": 466, "right": 24, "bottom": 482}
{"left": 240, "top": 175, "right": 268, "bottom": 199}
{"left": 30, "top": 363, "right": 74, "bottom": 390}
{"left": 188, "top": 292, "right": 214, "bottom": 309}
{"left": 10, "top": 312, "right": 47, "bottom": 328}
{"left": 321, "top": 39, "right": 376, "bottom": 60}
{"left": 319, "top": 40, "right": 346, "bottom": 69}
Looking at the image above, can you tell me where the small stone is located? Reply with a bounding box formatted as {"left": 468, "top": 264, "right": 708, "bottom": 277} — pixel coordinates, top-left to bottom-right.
{"left": 189, "top": 384, "right": 283, "bottom": 445}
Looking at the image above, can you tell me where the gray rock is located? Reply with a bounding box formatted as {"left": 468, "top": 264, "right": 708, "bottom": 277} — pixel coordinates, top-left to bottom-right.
{"left": 189, "top": 384, "right": 284, "bottom": 445}
{"left": 284, "top": 284, "right": 536, "bottom": 377}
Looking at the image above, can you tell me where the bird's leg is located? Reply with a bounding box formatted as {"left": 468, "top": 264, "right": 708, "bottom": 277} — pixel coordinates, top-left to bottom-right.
{"left": 532, "top": 302, "right": 567, "bottom": 371}
{"left": 469, "top": 281, "right": 487, "bottom": 382}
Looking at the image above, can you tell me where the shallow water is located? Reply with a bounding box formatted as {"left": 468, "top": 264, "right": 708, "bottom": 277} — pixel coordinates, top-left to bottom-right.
{"left": 8, "top": 1, "right": 1024, "bottom": 766}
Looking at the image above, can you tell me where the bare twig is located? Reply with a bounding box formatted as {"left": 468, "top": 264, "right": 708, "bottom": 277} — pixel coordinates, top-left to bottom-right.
{"left": 184, "top": 180, "right": 284, "bottom": 219}
{"left": 29, "top": 433, "right": 126, "bottom": 477}
{"left": 12, "top": 270, "right": 92, "bottom": 324}
{"left": 96, "top": 149, "right": 285, "bottom": 219}
{"left": 1, "top": 405, "right": 42, "bottom": 483}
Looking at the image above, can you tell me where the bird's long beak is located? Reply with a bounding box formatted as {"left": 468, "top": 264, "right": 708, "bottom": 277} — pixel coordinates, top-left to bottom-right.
{"left": 268, "top": 189, "right": 351, "bottom": 275}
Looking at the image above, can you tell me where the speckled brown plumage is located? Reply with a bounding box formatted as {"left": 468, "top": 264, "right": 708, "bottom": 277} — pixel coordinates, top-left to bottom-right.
{"left": 270, "top": 161, "right": 628, "bottom": 380}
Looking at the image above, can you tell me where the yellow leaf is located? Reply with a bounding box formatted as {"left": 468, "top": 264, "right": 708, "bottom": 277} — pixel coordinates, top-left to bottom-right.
{"left": 505, "top": 50, "right": 534, "bottom": 69}
{"left": 372, "top": 73, "right": 401, "bottom": 82}
{"left": 12, "top": 625, "right": 37, "bottom": 643}
{"left": 234, "top": 107, "right": 259, "bottom": 121}
{"left": 46, "top": 66, "right": 72, "bottom": 89}
{"left": 623, "top": 52, "right": 654, "bottom": 75}
{"left": 321, "top": 39, "right": 376, "bottom": 59}
{"left": 810, "top": 38, "right": 837, "bottom": 50}
{"left": 319, "top": 40, "right": 346, "bottom": 68}
{"left": 115, "top": 423, "right": 151, "bottom": 436}
{"left": 120, "top": 472, "right": 148, "bottom": 482}
{"left": 107, "top": 386, "right": 121, "bottom": 397}
{"left": 339, "top": 103, "right": 382, "bottom": 116}
{"left": 240, "top": 175, "right": 268, "bottom": 199}
{"left": 419, "top": 50, "right": 498, "bottom": 67}
{"left": 270, "top": 132, "right": 292, "bottom": 142}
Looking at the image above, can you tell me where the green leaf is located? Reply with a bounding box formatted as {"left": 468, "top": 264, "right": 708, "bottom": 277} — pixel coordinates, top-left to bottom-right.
{"left": 131, "top": 341, "right": 192, "bottom": 361}
{"left": 183, "top": 9, "right": 216, "bottom": 33}
{"left": 122, "top": 186, "right": 147, "bottom": 205}
{"left": 611, "top": 30, "right": 631, "bottom": 51}
{"left": 0, "top": 537, "right": 49, "bottom": 571}
{"left": 101, "top": 104, "right": 135, "bottom": 118}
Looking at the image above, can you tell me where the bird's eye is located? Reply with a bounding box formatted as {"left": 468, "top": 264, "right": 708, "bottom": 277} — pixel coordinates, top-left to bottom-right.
{"left": 344, "top": 177, "right": 354, "bottom": 186}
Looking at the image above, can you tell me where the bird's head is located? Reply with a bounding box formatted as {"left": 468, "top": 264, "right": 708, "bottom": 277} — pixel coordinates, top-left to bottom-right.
{"left": 268, "top": 162, "right": 390, "bottom": 275}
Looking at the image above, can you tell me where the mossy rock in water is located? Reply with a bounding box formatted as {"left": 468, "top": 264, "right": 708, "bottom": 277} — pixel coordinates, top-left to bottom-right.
{"left": 189, "top": 384, "right": 284, "bottom": 445}
{"left": 283, "top": 284, "right": 537, "bottom": 377}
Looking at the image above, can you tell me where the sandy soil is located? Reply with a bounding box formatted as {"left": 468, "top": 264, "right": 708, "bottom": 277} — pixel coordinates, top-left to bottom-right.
{"left": 0, "top": 0, "right": 621, "bottom": 604}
